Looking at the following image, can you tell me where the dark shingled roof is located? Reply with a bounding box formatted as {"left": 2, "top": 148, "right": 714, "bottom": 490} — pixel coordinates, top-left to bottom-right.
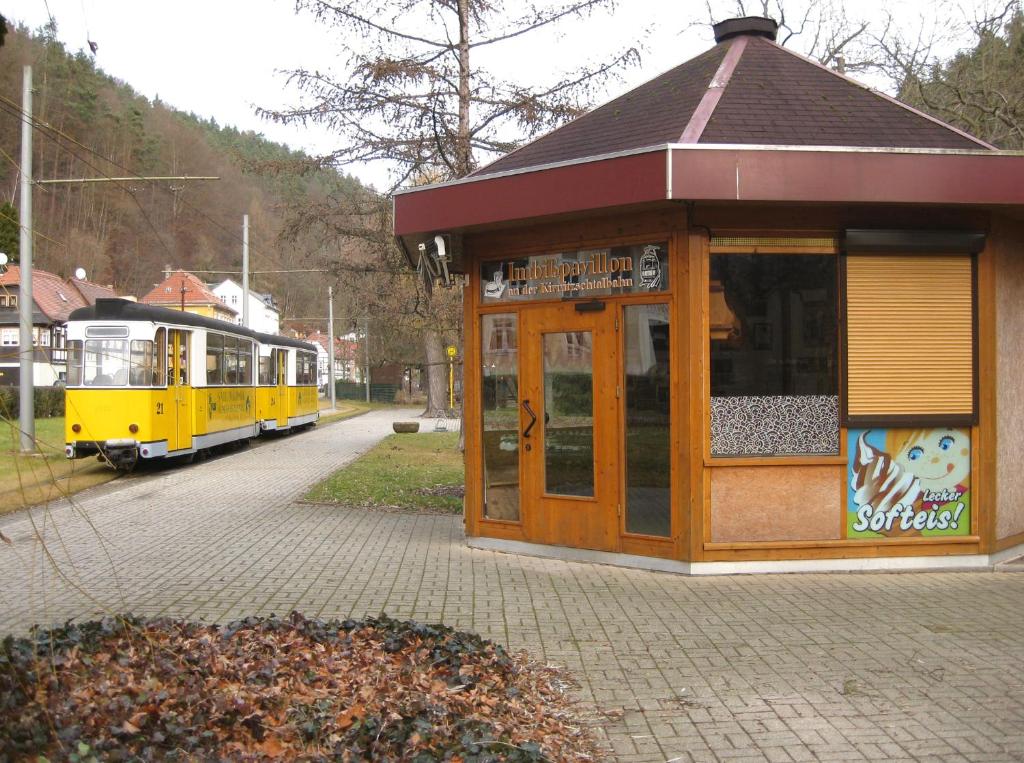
{"left": 473, "top": 44, "right": 728, "bottom": 176}
{"left": 473, "top": 29, "right": 988, "bottom": 178}
{"left": 699, "top": 36, "right": 982, "bottom": 148}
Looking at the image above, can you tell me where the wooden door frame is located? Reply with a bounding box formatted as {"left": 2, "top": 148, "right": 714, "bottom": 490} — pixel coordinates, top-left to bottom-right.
{"left": 519, "top": 301, "right": 619, "bottom": 552}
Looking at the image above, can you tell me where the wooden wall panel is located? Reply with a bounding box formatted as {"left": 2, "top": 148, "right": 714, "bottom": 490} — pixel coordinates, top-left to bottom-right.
{"left": 993, "top": 215, "right": 1024, "bottom": 541}
{"left": 710, "top": 465, "right": 843, "bottom": 543}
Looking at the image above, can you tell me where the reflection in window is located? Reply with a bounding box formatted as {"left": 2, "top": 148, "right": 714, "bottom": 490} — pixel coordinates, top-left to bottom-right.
{"left": 543, "top": 331, "right": 594, "bottom": 497}
{"left": 259, "top": 351, "right": 277, "bottom": 385}
{"left": 710, "top": 254, "right": 839, "bottom": 456}
{"left": 67, "top": 340, "right": 83, "bottom": 386}
{"left": 83, "top": 339, "right": 129, "bottom": 386}
{"left": 624, "top": 304, "right": 670, "bottom": 536}
{"left": 207, "top": 333, "right": 224, "bottom": 385}
{"left": 481, "top": 314, "right": 520, "bottom": 521}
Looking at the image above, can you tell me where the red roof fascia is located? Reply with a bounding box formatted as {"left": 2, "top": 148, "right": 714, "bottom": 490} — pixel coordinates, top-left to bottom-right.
{"left": 670, "top": 147, "right": 1024, "bottom": 205}
{"left": 393, "top": 147, "right": 1024, "bottom": 236}
{"left": 394, "top": 150, "right": 667, "bottom": 236}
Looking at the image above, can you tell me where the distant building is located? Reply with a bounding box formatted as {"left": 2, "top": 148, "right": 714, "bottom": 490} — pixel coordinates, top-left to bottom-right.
{"left": 305, "top": 330, "right": 359, "bottom": 388}
{"left": 0, "top": 266, "right": 88, "bottom": 386}
{"left": 140, "top": 270, "right": 236, "bottom": 323}
{"left": 209, "top": 279, "right": 281, "bottom": 334}
{"left": 67, "top": 276, "right": 119, "bottom": 306}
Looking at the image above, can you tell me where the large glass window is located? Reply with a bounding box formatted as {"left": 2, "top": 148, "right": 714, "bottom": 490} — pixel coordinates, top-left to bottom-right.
{"left": 238, "top": 341, "right": 253, "bottom": 385}
{"left": 294, "top": 351, "right": 316, "bottom": 385}
{"left": 543, "top": 331, "right": 595, "bottom": 497}
{"left": 259, "top": 351, "right": 277, "bottom": 386}
{"left": 710, "top": 254, "right": 839, "bottom": 456}
{"left": 207, "top": 333, "right": 224, "bottom": 385}
{"left": 67, "top": 340, "right": 83, "bottom": 386}
{"left": 130, "top": 340, "right": 156, "bottom": 386}
{"left": 481, "top": 314, "right": 520, "bottom": 521}
{"left": 624, "top": 304, "right": 671, "bottom": 536}
{"left": 83, "top": 339, "right": 129, "bottom": 386}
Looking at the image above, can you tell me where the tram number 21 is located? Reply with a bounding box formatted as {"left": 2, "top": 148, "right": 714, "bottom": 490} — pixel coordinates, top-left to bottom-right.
{"left": 156, "top": 402, "right": 165, "bottom": 415}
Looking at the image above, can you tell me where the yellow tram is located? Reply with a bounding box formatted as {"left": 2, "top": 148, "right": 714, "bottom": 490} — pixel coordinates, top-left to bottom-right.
{"left": 64, "top": 299, "right": 319, "bottom": 469}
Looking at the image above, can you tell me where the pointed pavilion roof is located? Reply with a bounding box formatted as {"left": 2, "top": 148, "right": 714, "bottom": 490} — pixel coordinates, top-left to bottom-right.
{"left": 473, "top": 23, "right": 988, "bottom": 179}
{"left": 394, "top": 17, "right": 1024, "bottom": 256}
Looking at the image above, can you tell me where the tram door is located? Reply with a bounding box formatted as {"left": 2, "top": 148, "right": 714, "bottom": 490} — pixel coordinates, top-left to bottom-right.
{"left": 167, "top": 330, "right": 192, "bottom": 451}
{"left": 275, "top": 349, "right": 289, "bottom": 428}
{"left": 519, "top": 303, "right": 619, "bottom": 551}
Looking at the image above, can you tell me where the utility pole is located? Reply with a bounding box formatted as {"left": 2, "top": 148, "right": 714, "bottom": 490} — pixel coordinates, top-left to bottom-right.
{"left": 18, "top": 66, "right": 34, "bottom": 453}
{"left": 327, "top": 286, "right": 336, "bottom": 410}
{"left": 364, "top": 317, "right": 370, "bottom": 404}
{"left": 242, "top": 214, "right": 250, "bottom": 328}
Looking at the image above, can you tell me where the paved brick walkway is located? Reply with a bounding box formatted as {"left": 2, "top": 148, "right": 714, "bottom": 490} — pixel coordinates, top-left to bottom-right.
{"left": 2, "top": 407, "right": 1023, "bottom": 762}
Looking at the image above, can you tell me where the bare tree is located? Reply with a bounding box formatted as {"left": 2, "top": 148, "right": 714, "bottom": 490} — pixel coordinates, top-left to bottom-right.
{"left": 262, "top": 0, "right": 640, "bottom": 413}
{"left": 701, "top": 0, "right": 875, "bottom": 72}
{"left": 887, "top": 2, "right": 1023, "bottom": 148}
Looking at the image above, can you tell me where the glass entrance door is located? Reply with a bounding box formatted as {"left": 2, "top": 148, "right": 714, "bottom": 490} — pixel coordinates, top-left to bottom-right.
{"left": 520, "top": 303, "right": 618, "bottom": 551}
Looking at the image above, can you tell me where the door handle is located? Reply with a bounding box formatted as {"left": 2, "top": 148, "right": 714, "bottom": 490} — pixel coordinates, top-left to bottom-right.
{"left": 522, "top": 399, "right": 538, "bottom": 438}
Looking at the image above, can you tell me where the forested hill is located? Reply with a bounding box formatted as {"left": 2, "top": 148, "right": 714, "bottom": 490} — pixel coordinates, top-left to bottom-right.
{"left": 0, "top": 22, "right": 363, "bottom": 311}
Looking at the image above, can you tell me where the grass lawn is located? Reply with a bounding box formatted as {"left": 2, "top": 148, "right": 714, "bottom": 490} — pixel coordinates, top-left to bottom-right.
{"left": 0, "top": 416, "right": 115, "bottom": 517}
{"left": 305, "top": 432, "right": 464, "bottom": 513}
{"left": 315, "top": 400, "right": 374, "bottom": 425}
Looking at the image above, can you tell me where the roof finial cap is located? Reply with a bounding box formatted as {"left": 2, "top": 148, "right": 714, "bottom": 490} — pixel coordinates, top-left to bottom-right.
{"left": 712, "top": 16, "right": 779, "bottom": 43}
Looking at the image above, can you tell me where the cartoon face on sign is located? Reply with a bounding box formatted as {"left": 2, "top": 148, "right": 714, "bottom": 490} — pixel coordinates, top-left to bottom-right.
{"left": 889, "top": 429, "right": 970, "bottom": 495}
{"left": 847, "top": 427, "right": 971, "bottom": 538}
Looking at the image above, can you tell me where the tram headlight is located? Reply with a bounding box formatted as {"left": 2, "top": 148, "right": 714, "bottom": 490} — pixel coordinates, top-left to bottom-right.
{"left": 71, "top": 423, "right": 81, "bottom": 433}
{"left": 129, "top": 423, "right": 139, "bottom": 434}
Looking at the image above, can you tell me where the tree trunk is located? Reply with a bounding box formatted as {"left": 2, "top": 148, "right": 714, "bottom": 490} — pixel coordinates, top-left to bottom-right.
{"left": 456, "top": 0, "right": 472, "bottom": 176}
{"left": 423, "top": 329, "right": 448, "bottom": 416}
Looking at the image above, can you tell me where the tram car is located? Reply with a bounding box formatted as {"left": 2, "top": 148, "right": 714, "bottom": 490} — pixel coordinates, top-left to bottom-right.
{"left": 64, "top": 298, "right": 319, "bottom": 469}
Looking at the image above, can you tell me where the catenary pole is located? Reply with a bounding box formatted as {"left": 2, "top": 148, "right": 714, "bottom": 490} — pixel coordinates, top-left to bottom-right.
{"left": 364, "top": 317, "right": 370, "bottom": 403}
{"left": 327, "top": 286, "right": 336, "bottom": 410}
{"left": 242, "top": 214, "right": 250, "bottom": 328}
{"left": 18, "top": 66, "right": 34, "bottom": 453}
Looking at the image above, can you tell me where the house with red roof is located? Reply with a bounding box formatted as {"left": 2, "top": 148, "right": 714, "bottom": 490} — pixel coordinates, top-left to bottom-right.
{"left": 0, "top": 265, "right": 89, "bottom": 386}
{"left": 67, "top": 276, "right": 118, "bottom": 306}
{"left": 304, "top": 330, "right": 360, "bottom": 389}
{"left": 394, "top": 16, "right": 1024, "bottom": 573}
{"left": 140, "top": 270, "right": 237, "bottom": 323}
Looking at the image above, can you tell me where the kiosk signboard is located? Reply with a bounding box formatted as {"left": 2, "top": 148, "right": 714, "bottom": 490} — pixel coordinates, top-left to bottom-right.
{"left": 481, "top": 242, "right": 669, "bottom": 302}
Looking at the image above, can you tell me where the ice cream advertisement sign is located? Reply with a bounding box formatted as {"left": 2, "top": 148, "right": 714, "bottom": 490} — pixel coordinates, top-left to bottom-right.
{"left": 847, "top": 428, "right": 971, "bottom": 539}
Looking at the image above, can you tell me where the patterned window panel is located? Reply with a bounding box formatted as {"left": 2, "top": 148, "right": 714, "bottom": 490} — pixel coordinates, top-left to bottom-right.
{"left": 710, "top": 395, "right": 839, "bottom": 456}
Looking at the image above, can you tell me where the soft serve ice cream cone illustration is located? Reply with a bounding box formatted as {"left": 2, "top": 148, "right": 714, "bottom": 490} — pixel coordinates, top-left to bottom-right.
{"left": 850, "top": 428, "right": 970, "bottom": 537}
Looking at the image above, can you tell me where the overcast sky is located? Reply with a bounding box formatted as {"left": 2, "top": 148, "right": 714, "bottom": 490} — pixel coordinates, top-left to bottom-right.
{"left": 11, "top": 0, "right": 976, "bottom": 190}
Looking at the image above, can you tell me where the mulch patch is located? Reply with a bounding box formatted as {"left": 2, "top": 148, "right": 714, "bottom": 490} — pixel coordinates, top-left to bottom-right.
{"left": 1, "top": 612, "right": 598, "bottom": 761}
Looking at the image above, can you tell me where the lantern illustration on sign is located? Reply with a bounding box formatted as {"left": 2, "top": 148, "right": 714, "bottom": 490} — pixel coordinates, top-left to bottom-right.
{"left": 639, "top": 245, "right": 662, "bottom": 289}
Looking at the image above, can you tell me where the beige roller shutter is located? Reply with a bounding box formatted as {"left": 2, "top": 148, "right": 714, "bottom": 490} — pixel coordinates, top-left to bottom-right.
{"left": 846, "top": 255, "right": 973, "bottom": 418}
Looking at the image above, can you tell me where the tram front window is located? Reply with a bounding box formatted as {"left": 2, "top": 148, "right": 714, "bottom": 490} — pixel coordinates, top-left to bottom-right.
{"left": 83, "top": 339, "right": 129, "bottom": 386}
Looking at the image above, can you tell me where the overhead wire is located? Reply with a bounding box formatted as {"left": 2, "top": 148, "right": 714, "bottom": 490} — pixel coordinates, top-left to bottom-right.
{"left": 0, "top": 91, "right": 308, "bottom": 272}
{"left": 0, "top": 97, "right": 177, "bottom": 264}
{"left": 0, "top": 93, "right": 282, "bottom": 271}
{"left": 0, "top": 88, "right": 409, "bottom": 288}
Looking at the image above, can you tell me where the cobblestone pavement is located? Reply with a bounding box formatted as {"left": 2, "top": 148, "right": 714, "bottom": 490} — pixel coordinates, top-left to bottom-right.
{"left": 2, "top": 407, "right": 1023, "bottom": 762}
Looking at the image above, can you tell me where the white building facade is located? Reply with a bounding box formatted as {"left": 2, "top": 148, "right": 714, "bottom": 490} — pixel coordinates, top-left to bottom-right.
{"left": 210, "top": 280, "right": 281, "bottom": 334}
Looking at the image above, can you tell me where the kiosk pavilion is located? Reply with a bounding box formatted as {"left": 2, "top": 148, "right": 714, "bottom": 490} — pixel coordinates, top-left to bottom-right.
{"left": 393, "top": 17, "right": 1024, "bottom": 573}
